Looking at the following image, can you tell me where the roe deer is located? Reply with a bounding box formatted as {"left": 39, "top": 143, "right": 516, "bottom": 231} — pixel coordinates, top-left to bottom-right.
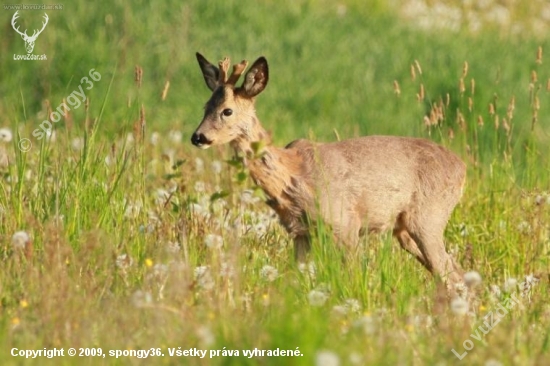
{"left": 191, "top": 53, "right": 466, "bottom": 291}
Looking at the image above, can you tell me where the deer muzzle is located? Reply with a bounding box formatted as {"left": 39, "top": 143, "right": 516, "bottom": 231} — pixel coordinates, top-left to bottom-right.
{"left": 191, "top": 131, "right": 212, "bottom": 149}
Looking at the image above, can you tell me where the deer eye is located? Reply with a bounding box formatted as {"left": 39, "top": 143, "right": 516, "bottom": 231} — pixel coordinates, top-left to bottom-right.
{"left": 222, "top": 109, "right": 233, "bottom": 117}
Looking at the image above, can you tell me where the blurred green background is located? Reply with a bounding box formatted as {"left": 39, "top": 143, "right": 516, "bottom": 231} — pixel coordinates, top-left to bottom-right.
{"left": 1, "top": 0, "right": 549, "bottom": 178}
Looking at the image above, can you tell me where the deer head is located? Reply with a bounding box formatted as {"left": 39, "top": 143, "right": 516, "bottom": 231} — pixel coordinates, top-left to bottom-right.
{"left": 191, "top": 53, "right": 269, "bottom": 151}
{"left": 11, "top": 11, "right": 49, "bottom": 54}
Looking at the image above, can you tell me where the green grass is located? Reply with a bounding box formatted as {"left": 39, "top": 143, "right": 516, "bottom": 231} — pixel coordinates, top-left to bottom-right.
{"left": 1, "top": 0, "right": 550, "bottom": 365}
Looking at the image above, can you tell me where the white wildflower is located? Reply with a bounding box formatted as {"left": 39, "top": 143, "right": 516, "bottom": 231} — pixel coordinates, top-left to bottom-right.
{"left": 349, "top": 352, "right": 363, "bottom": 365}
{"left": 125, "top": 133, "right": 134, "bottom": 146}
{"left": 517, "top": 221, "right": 531, "bottom": 234}
{"left": 211, "top": 160, "right": 223, "bottom": 174}
{"left": 354, "top": 315, "right": 377, "bottom": 335}
{"left": 71, "top": 137, "right": 84, "bottom": 151}
{"left": 260, "top": 265, "right": 279, "bottom": 282}
{"left": 45, "top": 130, "right": 56, "bottom": 142}
{"left": 524, "top": 274, "right": 539, "bottom": 287}
{"left": 485, "top": 359, "right": 503, "bottom": 366}
{"left": 458, "top": 223, "right": 469, "bottom": 237}
{"left": 503, "top": 278, "right": 518, "bottom": 293}
{"left": 0, "top": 128, "right": 13, "bottom": 142}
{"left": 194, "top": 181, "right": 206, "bottom": 193}
{"left": 12, "top": 231, "right": 30, "bottom": 250}
{"left": 413, "top": 314, "right": 434, "bottom": 328}
{"left": 240, "top": 189, "right": 259, "bottom": 205}
{"left": 450, "top": 297, "right": 469, "bottom": 315}
{"left": 489, "top": 284, "right": 502, "bottom": 301}
{"left": 189, "top": 202, "right": 210, "bottom": 219}
{"left": 150, "top": 264, "right": 169, "bottom": 281}
{"left": 204, "top": 234, "right": 223, "bottom": 249}
{"left": 104, "top": 154, "right": 115, "bottom": 167}
{"left": 344, "top": 298, "right": 362, "bottom": 313}
{"left": 168, "top": 260, "right": 187, "bottom": 274}
{"left": 164, "top": 241, "right": 181, "bottom": 254}
{"left": 195, "top": 157, "right": 204, "bottom": 172}
{"left": 332, "top": 305, "right": 348, "bottom": 316}
{"left": 168, "top": 130, "right": 182, "bottom": 144}
{"left": 131, "top": 290, "right": 152, "bottom": 307}
{"left": 116, "top": 254, "right": 133, "bottom": 270}
{"left": 194, "top": 266, "right": 214, "bottom": 290}
{"left": 155, "top": 189, "right": 171, "bottom": 205}
{"left": 220, "top": 262, "right": 235, "bottom": 278}
{"left": 298, "top": 261, "right": 317, "bottom": 278}
{"left": 124, "top": 201, "right": 142, "bottom": 219}
{"left": 196, "top": 326, "right": 215, "bottom": 347}
{"left": 150, "top": 131, "right": 160, "bottom": 145}
{"left": 464, "top": 271, "right": 482, "bottom": 288}
{"left": 308, "top": 290, "right": 328, "bottom": 306}
{"left": 315, "top": 350, "right": 340, "bottom": 366}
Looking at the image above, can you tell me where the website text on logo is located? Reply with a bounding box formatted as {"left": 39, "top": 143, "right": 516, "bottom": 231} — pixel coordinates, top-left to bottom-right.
{"left": 11, "top": 11, "right": 48, "bottom": 60}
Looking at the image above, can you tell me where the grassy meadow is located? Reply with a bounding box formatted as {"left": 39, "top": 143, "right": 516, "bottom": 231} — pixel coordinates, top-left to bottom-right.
{"left": 1, "top": 0, "right": 550, "bottom": 364}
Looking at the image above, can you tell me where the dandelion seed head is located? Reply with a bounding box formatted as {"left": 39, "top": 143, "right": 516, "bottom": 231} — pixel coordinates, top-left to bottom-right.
{"left": 308, "top": 290, "right": 328, "bottom": 306}
{"left": 0, "top": 128, "right": 13, "bottom": 142}
{"left": 204, "top": 234, "right": 223, "bottom": 249}
{"left": 315, "top": 350, "right": 340, "bottom": 366}
{"left": 349, "top": 352, "right": 363, "bottom": 365}
{"left": 354, "top": 315, "right": 377, "bottom": 335}
{"left": 332, "top": 305, "right": 348, "bottom": 316}
{"left": 260, "top": 265, "right": 279, "bottom": 282}
{"left": 195, "top": 157, "right": 204, "bottom": 172}
{"left": 168, "top": 130, "right": 182, "bottom": 144}
{"left": 164, "top": 241, "right": 181, "bottom": 254}
{"left": 450, "top": 297, "right": 469, "bottom": 315}
{"left": 484, "top": 359, "right": 503, "bottom": 366}
{"left": 194, "top": 181, "right": 206, "bottom": 193}
{"left": 196, "top": 326, "right": 215, "bottom": 347}
{"left": 220, "top": 262, "right": 235, "bottom": 278}
{"left": 131, "top": 290, "right": 152, "bottom": 308}
{"left": 44, "top": 129, "right": 56, "bottom": 142}
{"left": 124, "top": 201, "right": 142, "bottom": 219}
{"left": 12, "top": 231, "right": 30, "bottom": 250}
{"left": 517, "top": 221, "right": 531, "bottom": 234}
{"left": 116, "top": 254, "right": 133, "bottom": 270}
{"left": 298, "top": 261, "right": 317, "bottom": 278}
{"left": 464, "top": 271, "right": 482, "bottom": 288}
{"left": 194, "top": 265, "right": 214, "bottom": 290}
{"left": 151, "top": 263, "right": 169, "bottom": 280}
{"left": 211, "top": 160, "right": 223, "bottom": 174}
{"left": 71, "top": 137, "right": 84, "bottom": 151}
{"left": 150, "top": 131, "right": 160, "bottom": 145}
{"left": 344, "top": 298, "right": 362, "bottom": 313}
{"left": 503, "top": 278, "right": 518, "bottom": 293}
{"left": 240, "top": 189, "right": 259, "bottom": 205}
{"left": 489, "top": 284, "right": 502, "bottom": 300}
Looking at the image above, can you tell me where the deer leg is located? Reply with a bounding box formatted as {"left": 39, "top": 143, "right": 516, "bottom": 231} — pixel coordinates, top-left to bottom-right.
{"left": 414, "top": 233, "right": 463, "bottom": 290}
{"left": 394, "top": 228, "right": 428, "bottom": 268}
{"left": 393, "top": 213, "right": 428, "bottom": 267}
{"left": 332, "top": 214, "right": 362, "bottom": 252}
{"left": 406, "top": 214, "right": 464, "bottom": 293}
{"left": 293, "top": 234, "right": 311, "bottom": 263}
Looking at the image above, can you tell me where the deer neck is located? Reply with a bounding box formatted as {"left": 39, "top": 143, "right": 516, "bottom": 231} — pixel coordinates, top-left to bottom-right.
{"left": 229, "top": 116, "right": 271, "bottom": 156}
{"left": 234, "top": 127, "right": 314, "bottom": 229}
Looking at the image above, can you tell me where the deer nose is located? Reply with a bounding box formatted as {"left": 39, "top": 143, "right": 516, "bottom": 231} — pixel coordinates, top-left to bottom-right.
{"left": 191, "top": 132, "right": 211, "bottom": 147}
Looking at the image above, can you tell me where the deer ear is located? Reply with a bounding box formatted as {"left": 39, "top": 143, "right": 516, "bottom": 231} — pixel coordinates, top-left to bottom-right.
{"left": 240, "top": 57, "right": 268, "bottom": 97}
{"left": 196, "top": 53, "right": 220, "bottom": 91}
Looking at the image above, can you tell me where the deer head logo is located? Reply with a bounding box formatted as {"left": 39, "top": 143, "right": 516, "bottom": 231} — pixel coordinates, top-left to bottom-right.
{"left": 11, "top": 11, "right": 49, "bottom": 54}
